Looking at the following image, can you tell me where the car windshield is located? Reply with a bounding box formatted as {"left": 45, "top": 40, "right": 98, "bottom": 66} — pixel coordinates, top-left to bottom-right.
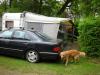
{"left": 33, "top": 31, "right": 53, "bottom": 41}
{"left": 0, "top": 30, "right": 13, "bottom": 38}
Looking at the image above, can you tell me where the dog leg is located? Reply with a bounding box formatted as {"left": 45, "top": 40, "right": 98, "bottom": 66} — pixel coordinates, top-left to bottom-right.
{"left": 65, "top": 56, "right": 69, "bottom": 66}
{"left": 76, "top": 56, "right": 80, "bottom": 62}
{"left": 74, "top": 55, "right": 79, "bottom": 63}
{"left": 62, "top": 58, "right": 65, "bottom": 64}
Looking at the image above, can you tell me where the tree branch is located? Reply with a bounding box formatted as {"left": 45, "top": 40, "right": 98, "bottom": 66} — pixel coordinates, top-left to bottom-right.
{"left": 57, "top": 0, "right": 72, "bottom": 15}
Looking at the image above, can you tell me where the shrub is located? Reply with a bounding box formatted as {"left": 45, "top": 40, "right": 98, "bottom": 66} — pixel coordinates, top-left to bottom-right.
{"left": 78, "top": 17, "right": 100, "bottom": 57}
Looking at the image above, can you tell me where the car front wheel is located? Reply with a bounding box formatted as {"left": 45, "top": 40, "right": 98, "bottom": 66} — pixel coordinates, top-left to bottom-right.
{"left": 26, "top": 50, "right": 39, "bottom": 63}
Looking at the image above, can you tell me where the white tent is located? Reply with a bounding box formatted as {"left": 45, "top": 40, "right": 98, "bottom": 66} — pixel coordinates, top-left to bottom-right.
{"left": 24, "top": 12, "right": 70, "bottom": 23}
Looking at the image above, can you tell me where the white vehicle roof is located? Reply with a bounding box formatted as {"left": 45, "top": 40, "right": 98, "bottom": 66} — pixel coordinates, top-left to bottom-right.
{"left": 2, "top": 13, "right": 22, "bottom": 20}
{"left": 3, "top": 12, "right": 71, "bottom": 23}
{"left": 25, "top": 12, "right": 70, "bottom": 23}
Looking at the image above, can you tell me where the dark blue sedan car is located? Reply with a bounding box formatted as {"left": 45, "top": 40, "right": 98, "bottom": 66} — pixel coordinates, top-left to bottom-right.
{"left": 0, "top": 29, "right": 62, "bottom": 63}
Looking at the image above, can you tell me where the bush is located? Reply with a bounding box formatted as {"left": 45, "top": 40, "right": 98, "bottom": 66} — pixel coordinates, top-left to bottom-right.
{"left": 78, "top": 17, "right": 100, "bottom": 57}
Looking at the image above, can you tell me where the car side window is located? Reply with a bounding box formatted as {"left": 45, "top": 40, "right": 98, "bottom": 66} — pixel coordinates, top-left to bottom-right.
{"left": 13, "top": 31, "right": 25, "bottom": 39}
{"left": 28, "top": 31, "right": 38, "bottom": 41}
{"left": 24, "top": 33, "right": 31, "bottom": 40}
{"left": 0, "top": 31, "right": 13, "bottom": 38}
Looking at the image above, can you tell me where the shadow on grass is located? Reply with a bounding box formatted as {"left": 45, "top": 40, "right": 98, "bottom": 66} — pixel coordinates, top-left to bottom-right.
{"left": 0, "top": 54, "right": 90, "bottom": 67}
{"left": 0, "top": 54, "right": 62, "bottom": 64}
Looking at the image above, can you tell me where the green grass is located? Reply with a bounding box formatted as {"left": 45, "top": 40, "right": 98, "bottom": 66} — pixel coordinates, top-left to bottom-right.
{"left": 0, "top": 55, "right": 100, "bottom": 75}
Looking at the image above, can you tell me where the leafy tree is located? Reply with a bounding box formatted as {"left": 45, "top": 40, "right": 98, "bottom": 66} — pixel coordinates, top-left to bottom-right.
{"left": 0, "top": 0, "right": 9, "bottom": 16}
{"left": 0, "top": 0, "right": 62, "bottom": 17}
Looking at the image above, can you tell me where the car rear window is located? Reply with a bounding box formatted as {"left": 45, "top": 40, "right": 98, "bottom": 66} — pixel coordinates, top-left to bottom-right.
{"left": 34, "top": 32, "right": 53, "bottom": 41}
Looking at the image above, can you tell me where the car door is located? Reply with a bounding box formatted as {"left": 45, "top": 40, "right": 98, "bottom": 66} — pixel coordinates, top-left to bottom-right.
{"left": 8, "top": 30, "right": 31, "bottom": 54}
{"left": 0, "top": 30, "right": 13, "bottom": 54}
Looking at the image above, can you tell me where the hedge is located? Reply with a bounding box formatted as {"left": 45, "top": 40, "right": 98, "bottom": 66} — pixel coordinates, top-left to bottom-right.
{"left": 78, "top": 17, "right": 100, "bottom": 57}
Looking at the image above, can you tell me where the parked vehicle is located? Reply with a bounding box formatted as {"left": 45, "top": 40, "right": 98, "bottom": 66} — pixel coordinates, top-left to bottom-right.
{"left": 2, "top": 12, "right": 71, "bottom": 39}
{"left": 0, "top": 29, "right": 62, "bottom": 62}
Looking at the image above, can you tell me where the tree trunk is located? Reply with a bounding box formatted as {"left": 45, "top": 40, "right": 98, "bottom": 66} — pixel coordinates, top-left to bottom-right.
{"left": 9, "top": 0, "right": 13, "bottom": 7}
{"left": 57, "top": 0, "right": 72, "bottom": 15}
{"left": 38, "top": 0, "right": 43, "bottom": 14}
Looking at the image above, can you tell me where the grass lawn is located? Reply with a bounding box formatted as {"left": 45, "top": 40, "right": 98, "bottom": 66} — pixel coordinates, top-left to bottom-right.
{"left": 0, "top": 55, "right": 100, "bottom": 75}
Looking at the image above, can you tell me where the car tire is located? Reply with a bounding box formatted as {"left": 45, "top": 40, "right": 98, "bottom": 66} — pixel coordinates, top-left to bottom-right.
{"left": 26, "top": 50, "right": 39, "bottom": 63}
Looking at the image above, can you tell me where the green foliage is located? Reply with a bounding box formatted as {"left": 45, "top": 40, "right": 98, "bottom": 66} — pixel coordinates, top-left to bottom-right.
{"left": 70, "top": 0, "right": 100, "bottom": 20}
{"left": 40, "top": 0, "right": 62, "bottom": 16}
{"left": 0, "top": 0, "right": 62, "bottom": 17}
{"left": 78, "top": 17, "right": 100, "bottom": 57}
{"left": 0, "top": 0, "right": 100, "bottom": 17}
{"left": 0, "top": 1, "right": 8, "bottom": 16}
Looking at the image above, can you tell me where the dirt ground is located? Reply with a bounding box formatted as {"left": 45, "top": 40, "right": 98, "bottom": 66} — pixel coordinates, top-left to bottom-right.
{"left": 64, "top": 41, "right": 79, "bottom": 50}
{"left": 0, "top": 67, "right": 44, "bottom": 75}
{"left": 0, "top": 67, "right": 27, "bottom": 75}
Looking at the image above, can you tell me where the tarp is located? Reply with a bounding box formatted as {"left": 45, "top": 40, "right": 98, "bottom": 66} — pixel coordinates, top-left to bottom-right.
{"left": 24, "top": 12, "right": 71, "bottom": 23}
{"left": 3, "top": 12, "right": 71, "bottom": 23}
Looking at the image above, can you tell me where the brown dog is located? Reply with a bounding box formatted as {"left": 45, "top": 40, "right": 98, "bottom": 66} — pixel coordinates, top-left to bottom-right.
{"left": 60, "top": 50, "right": 86, "bottom": 66}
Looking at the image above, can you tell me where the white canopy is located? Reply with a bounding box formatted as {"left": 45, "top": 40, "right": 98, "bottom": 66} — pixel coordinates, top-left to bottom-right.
{"left": 24, "top": 12, "right": 70, "bottom": 23}
{"left": 3, "top": 12, "right": 71, "bottom": 23}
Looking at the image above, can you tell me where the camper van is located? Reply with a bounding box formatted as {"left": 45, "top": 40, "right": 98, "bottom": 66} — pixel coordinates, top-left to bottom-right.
{"left": 2, "top": 12, "right": 71, "bottom": 39}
